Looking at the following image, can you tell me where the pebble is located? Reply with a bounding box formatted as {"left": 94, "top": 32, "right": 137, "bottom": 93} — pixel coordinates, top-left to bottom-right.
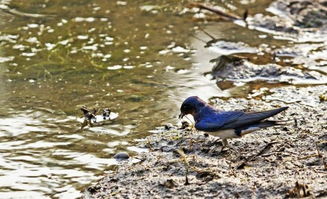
{"left": 114, "top": 152, "right": 129, "bottom": 160}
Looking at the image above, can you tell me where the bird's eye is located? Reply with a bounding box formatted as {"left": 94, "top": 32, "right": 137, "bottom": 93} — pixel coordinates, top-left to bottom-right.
{"left": 181, "top": 104, "right": 191, "bottom": 111}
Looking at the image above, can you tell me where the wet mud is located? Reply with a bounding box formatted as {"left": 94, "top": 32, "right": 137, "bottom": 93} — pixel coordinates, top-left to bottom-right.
{"left": 84, "top": 85, "right": 327, "bottom": 198}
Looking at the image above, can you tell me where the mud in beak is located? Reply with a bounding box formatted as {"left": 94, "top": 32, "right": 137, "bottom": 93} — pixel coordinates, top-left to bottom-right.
{"left": 178, "top": 113, "right": 185, "bottom": 119}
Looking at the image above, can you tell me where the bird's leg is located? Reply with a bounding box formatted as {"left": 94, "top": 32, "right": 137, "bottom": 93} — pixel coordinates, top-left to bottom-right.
{"left": 221, "top": 139, "right": 228, "bottom": 152}
{"left": 192, "top": 127, "right": 197, "bottom": 134}
{"left": 221, "top": 139, "right": 237, "bottom": 152}
{"left": 207, "top": 137, "right": 221, "bottom": 154}
{"left": 222, "top": 139, "right": 228, "bottom": 146}
{"left": 212, "top": 138, "right": 220, "bottom": 145}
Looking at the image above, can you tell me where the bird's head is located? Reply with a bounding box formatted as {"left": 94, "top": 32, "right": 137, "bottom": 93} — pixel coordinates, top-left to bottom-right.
{"left": 179, "top": 96, "right": 206, "bottom": 119}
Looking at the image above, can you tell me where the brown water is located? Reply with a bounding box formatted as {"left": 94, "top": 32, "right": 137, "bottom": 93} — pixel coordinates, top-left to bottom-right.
{"left": 0, "top": 0, "right": 326, "bottom": 198}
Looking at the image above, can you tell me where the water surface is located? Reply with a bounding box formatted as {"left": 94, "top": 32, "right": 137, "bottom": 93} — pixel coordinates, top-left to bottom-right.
{"left": 0, "top": 0, "right": 326, "bottom": 198}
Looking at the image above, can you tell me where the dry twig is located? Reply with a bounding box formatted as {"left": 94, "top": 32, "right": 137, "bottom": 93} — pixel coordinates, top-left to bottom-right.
{"left": 315, "top": 142, "right": 327, "bottom": 170}
{"left": 188, "top": 3, "right": 241, "bottom": 21}
{"left": 236, "top": 141, "right": 278, "bottom": 169}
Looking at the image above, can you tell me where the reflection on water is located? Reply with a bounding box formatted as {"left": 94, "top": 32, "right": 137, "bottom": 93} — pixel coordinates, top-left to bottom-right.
{"left": 0, "top": 0, "right": 327, "bottom": 198}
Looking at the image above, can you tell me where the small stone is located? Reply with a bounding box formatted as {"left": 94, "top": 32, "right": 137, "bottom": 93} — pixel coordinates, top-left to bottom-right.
{"left": 161, "top": 179, "right": 176, "bottom": 189}
{"left": 114, "top": 152, "right": 129, "bottom": 160}
{"left": 164, "top": 123, "right": 174, "bottom": 130}
{"left": 87, "top": 186, "right": 100, "bottom": 194}
{"left": 180, "top": 121, "right": 189, "bottom": 129}
{"left": 319, "top": 94, "right": 327, "bottom": 102}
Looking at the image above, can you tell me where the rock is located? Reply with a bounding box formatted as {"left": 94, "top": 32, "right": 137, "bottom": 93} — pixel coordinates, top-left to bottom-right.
{"left": 286, "top": 182, "right": 312, "bottom": 198}
{"left": 113, "top": 152, "right": 129, "bottom": 160}
{"left": 211, "top": 55, "right": 327, "bottom": 85}
{"left": 164, "top": 123, "right": 174, "bottom": 130}
{"left": 248, "top": 0, "right": 327, "bottom": 41}
{"left": 160, "top": 179, "right": 177, "bottom": 189}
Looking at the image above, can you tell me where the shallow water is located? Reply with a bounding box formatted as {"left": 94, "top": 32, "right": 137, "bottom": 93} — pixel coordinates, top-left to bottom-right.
{"left": 0, "top": 0, "right": 326, "bottom": 198}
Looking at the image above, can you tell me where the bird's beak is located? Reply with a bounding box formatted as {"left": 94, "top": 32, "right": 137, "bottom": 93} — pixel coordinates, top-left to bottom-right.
{"left": 178, "top": 113, "right": 185, "bottom": 119}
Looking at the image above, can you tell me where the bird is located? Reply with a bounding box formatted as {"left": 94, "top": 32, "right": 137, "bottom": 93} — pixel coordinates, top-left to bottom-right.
{"left": 179, "top": 96, "right": 288, "bottom": 148}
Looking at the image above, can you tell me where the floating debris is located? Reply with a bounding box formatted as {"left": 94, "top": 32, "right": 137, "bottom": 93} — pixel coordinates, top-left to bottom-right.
{"left": 102, "top": 108, "right": 111, "bottom": 120}
{"left": 80, "top": 107, "right": 97, "bottom": 128}
{"left": 79, "top": 107, "right": 118, "bottom": 129}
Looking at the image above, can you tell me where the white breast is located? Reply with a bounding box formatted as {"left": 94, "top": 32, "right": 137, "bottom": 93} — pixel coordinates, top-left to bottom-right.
{"left": 207, "top": 129, "right": 238, "bottom": 139}
{"left": 239, "top": 127, "right": 260, "bottom": 136}
{"left": 206, "top": 126, "right": 261, "bottom": 139}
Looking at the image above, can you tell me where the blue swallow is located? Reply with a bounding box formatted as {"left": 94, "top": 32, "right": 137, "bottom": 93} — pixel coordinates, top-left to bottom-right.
{"left": 179, "top": 96, "right": 288, "bottom": 147}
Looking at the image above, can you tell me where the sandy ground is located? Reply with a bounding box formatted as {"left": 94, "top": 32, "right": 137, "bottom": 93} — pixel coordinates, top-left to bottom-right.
{"left": 83, "top": 85, "right": 327, "bottom": 199}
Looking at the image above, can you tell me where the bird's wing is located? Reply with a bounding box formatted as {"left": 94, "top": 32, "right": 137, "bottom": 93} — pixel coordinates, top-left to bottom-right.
{"left": 195, "top": 107, "right": 288, "bottom": 131}
{"left": 195, "top": 111, "right": 244, "bottom": 132}
{"left": 218, "top": 107, "right": 288, "bottom": 129}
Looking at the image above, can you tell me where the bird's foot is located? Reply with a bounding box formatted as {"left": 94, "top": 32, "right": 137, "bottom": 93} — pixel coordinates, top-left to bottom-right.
{"left": 213, "top": 138, "right": 220, "bottom": 145}
{"left": 220, "top": 146, "right": 228, "bottom": 153}
{"left": 191, "top": 127, "right": 198, "bottom": 134}
{"left": 220, "top": 139, "right": 237, "bottom": 153}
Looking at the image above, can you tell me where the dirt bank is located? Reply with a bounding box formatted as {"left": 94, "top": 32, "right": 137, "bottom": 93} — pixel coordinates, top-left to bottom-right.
{"left": 83, "top": 85, "right": 327, "bottom": 199}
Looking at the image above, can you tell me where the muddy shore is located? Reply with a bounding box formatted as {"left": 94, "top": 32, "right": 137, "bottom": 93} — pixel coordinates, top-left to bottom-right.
{"left": 83, "top": 85, "right": 327, "bottom": 199}
{"left": 81, "top": 0, "right": 327, "bottom": 198}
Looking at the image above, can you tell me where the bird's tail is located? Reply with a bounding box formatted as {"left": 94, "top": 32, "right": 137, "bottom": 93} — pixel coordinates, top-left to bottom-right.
{"left": 256, "top": 120, "right": 291, "bottom": 128}
{"left": 246, "top": 107, "right": 289, "bottom": 122}
{"left": 239, "top": 120, "right": 291, "bottom": 136}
